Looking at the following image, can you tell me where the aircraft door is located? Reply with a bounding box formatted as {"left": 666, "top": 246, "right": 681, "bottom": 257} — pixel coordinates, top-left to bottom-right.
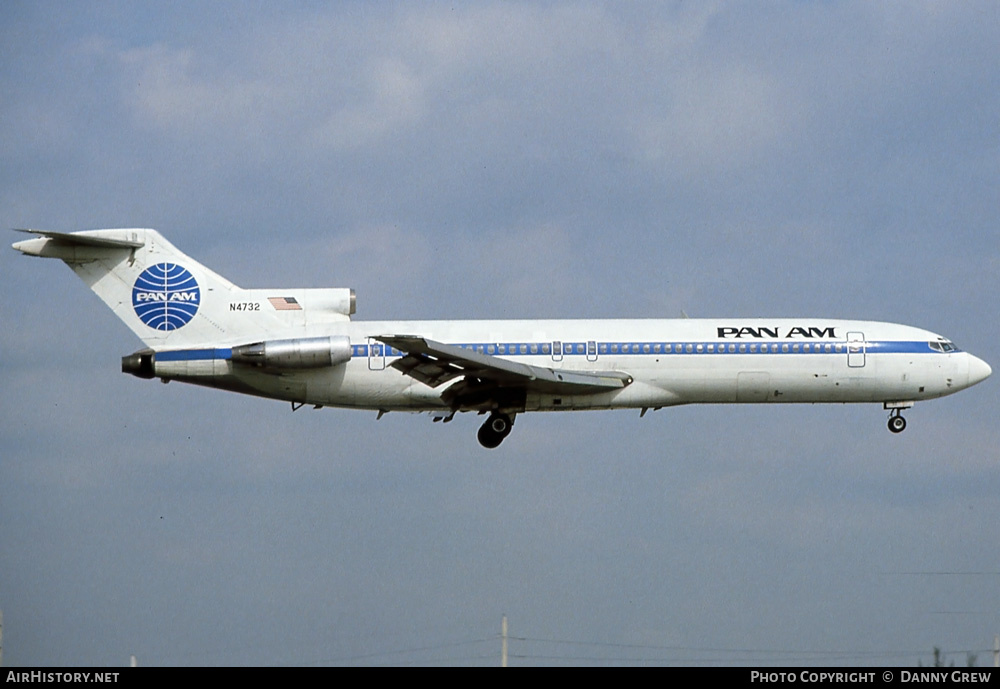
{"left": 737, "top": 371, "right": 771, "bottom": 402}
{"left": 587, "top": 340, "right": 598, "bottom": 362}
{"left": 368, "top": 337, "right": 386, "bottom": 370}
{"left": 847, "top": 332, "right": 866, "bottom": 368}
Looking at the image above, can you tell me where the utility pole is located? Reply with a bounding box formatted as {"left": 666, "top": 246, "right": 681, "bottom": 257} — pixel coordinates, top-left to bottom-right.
{"left": 501, "top": 615, "right": 508, "bottom": 668}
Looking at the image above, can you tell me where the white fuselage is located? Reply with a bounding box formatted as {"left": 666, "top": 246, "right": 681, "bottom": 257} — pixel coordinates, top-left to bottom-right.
{"left": 153, "top": 318, "right": 990, "bottom": 414}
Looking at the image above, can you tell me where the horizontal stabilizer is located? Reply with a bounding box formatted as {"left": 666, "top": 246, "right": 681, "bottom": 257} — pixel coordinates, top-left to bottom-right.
{"left": 12, "top": 229, "right": 146, "bottom": 256}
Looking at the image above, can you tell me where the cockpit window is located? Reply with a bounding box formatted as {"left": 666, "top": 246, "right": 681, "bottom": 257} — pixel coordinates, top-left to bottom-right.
{"left": 929, "top": 341, "right": 959, "bottom": 353}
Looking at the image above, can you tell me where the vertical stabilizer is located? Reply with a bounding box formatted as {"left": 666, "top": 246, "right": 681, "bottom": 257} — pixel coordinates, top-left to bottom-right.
{"left": 13, "top": 229, "right": 277, "bottom": 347}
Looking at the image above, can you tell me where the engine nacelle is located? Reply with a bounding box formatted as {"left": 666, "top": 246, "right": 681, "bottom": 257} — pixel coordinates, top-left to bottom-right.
{"left": 230, "top": 336, "right": 352, "bottom": 369}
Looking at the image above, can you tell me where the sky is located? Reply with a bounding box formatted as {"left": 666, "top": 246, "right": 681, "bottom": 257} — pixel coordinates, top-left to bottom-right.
{"left": 1, "top": 1, "right": 998, "bottom": 667}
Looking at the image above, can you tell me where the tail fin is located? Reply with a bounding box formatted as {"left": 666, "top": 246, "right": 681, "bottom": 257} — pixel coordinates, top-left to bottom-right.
{"left": 12, "top": 229, "right": 354, "bottom": 348}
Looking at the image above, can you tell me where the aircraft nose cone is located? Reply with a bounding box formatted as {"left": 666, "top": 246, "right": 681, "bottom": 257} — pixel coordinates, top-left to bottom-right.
{"left": 967, "top": 354, "right": 992, "bottom": 387}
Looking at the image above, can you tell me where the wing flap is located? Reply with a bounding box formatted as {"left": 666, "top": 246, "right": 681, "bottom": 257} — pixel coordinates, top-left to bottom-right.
{"left": 391, "top": 351, "right": 467, "bottom": 388}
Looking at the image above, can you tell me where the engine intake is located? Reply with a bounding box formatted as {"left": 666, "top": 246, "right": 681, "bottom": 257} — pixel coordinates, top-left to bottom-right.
{"left": 230, "top": 336, "right": 352, "bottom": 369}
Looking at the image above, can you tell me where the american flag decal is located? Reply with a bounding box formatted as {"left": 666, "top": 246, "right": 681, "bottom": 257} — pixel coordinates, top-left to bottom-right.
{"left": 268, "top": 296, "right": 302, "bottom": 311}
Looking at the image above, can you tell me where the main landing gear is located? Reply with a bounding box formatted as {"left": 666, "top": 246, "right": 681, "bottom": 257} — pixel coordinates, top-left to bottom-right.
{"left": 887, "top": 409, "right": 907, "bottom": 434}
{"left": 477, "top": 412, "right": 514, "bottom": 449}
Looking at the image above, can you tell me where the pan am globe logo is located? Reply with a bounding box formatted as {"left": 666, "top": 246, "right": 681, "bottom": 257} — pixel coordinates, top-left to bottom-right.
{"left": 132, "top": 263, "right": 201, "bottom": 330}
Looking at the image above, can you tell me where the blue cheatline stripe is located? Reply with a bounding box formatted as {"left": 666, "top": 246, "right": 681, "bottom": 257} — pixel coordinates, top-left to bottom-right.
{"left": 352, "top": 340, "right": 950, "bottom": 357}
{"left": 155, "top": 348, "right": 233, "bottom": 362}
{"left": 153, "top": 340, "right": 952, "bottom": 361}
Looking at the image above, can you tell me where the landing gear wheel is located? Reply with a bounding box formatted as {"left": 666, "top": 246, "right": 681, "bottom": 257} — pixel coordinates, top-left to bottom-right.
{"left": 887, "top": 414, "right": 906, "bottom": 434}
{"left": 489, "top": 414, "right": 511, "bottom": 436}
{"left": 478, "top": 413, "right": 514, "bottom": 449}
{"left": 477, "top": 424, "right": 503, "bottom": 449}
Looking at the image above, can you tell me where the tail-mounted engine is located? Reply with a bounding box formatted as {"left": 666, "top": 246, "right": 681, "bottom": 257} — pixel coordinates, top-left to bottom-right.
{"left": 230, "top": 336, "right": 352, "bottom": 369}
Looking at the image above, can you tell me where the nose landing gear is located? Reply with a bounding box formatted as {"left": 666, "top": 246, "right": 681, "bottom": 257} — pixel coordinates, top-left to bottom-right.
{"left": 884, "top": 402, "right": 913, "bottom": 434}
{"left": 477, "top": 412, "right": 514, "bottom": 448}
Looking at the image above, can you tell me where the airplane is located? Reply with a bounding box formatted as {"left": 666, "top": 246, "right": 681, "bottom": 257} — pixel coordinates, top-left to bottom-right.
{"left": 12, "top": 228, "right": 992, "bottom": 448}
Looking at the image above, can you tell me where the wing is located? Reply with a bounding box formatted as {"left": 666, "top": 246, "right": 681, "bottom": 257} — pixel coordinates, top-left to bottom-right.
{"left": 375, "top": 335, "right": 632, "bottom": 408}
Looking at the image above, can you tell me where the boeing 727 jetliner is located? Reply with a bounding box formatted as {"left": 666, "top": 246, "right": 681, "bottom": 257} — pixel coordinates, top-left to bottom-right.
{"left": 13, "top": 229, "right": 992, "bottom": 448}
